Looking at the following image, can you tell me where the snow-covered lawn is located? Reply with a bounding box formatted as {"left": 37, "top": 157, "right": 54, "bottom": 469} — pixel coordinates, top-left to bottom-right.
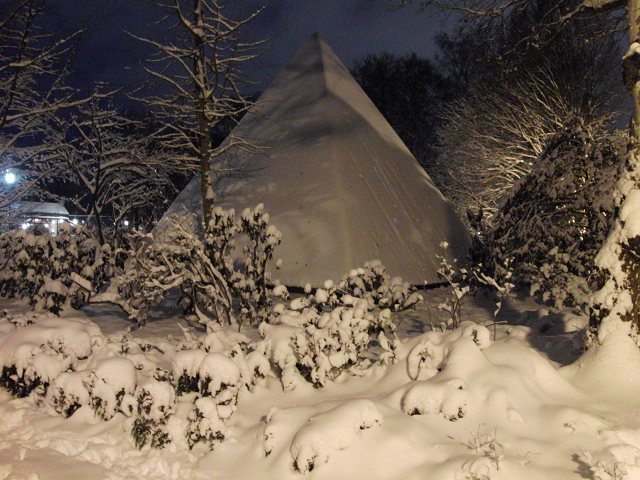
{"left": 1, "top": 289, "right": 640, "bottom": 480}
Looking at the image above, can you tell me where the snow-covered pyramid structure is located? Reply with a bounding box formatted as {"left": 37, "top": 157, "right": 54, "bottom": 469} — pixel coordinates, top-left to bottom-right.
{"left": 157, "top": 32, "right": 470, "bottom": 286}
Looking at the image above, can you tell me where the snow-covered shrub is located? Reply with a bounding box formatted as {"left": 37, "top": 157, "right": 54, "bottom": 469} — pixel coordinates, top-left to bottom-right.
{"left": 130, "top": 378, "right": 176, "bottom": 450}
{"left": 407, "top": 337, "right": 448, "bottom": 380}
{"left": 221, "top": 204, "right": 283, "bottom": 326}
{"left": 479, "top": 118, "right": 626, "bottom": 309}
{"left": 263, "top": 293, "right": 398, "bottom": 389}
{"left": 0, "top": 224, "right": 115, "bottom": 314}
{"left": 46, "top": 371, "right": 90, "bottom": 417}
{"left": 86, "top": 357, "right": 137, "bottom": 420}
{"left": 175, "top": 342, "right": 240, "bottom": 449}
{"left": 186, "top": 396, "right": 227, "bottom": 449}
{"left": 172, "top": 348, "right": 208, "bottom": 396}
{"left": 112, "top": 222, "right": 234, "bottom": 327}
{"left": 580, "top": 450, "right": 628, "bottom": 480}
{"left": 289, "top": 399, "right": 384, "bottom": 474}
{"left": 402, "top": 378, "right": 469, "bottom": 421}
{"left": 0, "top": 315, "right": 102, "bottom": 399}
{"left": 589, "top": 140, "right": 640, "bottom": 341}
{"left": 338, "top": 261, "right": 422, "bottom": 312}
{"left": 171, "top": 327, "right": 269, "bottom": 396}
{"left": 258, "top": 265, "right": 418, "bottom": 390}
{"left": 168, "top": 326, "right": 270, "bottom": 449}
{"left": 197, "top": 352, "right": 241, "bottom": 411}
{"left": 113, "top": 205, "right": 282, "bottom": 328}
{"left": 436, "top": 242, "right": 469, "bottom": 329}
{"left": 406, "top": 323, "right": 492, "bottom": 380}
{"left": 259, "top": 322, "right": 304, "bottom": 392}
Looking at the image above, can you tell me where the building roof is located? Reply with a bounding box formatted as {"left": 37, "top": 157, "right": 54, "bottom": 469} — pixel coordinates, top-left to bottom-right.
{"left": 12, "top": 202, "right": 70, "bottom": 219}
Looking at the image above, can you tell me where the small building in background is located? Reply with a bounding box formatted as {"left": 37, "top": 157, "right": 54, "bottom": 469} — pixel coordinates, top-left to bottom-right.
{"left": 11, "top": 202, "right": 70, "bottom": 235}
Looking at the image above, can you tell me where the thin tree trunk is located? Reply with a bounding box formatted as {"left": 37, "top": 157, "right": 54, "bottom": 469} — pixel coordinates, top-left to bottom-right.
{"left": 192, "top": 0, "right": 214, "bottom": 227}
{"left": 627, "top": 0, "right": 640, "bottom": 139}
{"left": 93, "top": 205, "right": 105, "bottom": 245}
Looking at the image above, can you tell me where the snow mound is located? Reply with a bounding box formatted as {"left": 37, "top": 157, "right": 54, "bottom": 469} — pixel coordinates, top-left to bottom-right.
{"left": 0, "top": 316, "right": 103, "bottom": 373}
{"left": 198, "top": 352, "right": 240, "bottom": 397}
{"left": 290, "top": 399, "right": 383, "bottom": 474}
{"left": 402, "top": 378, "right": 469, "bottom": 421}
{"left": 87, "top": 356, "right": 137, "bottom": 420}
{"left": 46, "top": 371, "right": 90, "bottom": 417}
{"left": 405, "top": 322, "right": 492, "bottom": 380}
{"left": 561, "top": 319, "right": 640, "bottom": 402}
{"left": 259, "top": 322, "right": 304, "bottom": 391}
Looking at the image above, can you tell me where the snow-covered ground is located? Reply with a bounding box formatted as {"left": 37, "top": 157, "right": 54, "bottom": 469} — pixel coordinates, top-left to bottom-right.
{"left": 2, "top": 288, "right": 640, "bottom": 480}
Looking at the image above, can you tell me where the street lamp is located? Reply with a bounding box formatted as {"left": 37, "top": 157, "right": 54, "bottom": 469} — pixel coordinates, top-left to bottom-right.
{"left": 4, "top": 172, "right": 15, "bottom": 184}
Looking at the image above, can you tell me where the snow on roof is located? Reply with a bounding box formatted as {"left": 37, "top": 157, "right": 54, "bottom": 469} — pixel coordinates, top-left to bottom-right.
{"left": 11, "top": 201, "right": 70, "bottom": 219}
{"left": 156, "top": 32, "right": 471, "bottom": 286}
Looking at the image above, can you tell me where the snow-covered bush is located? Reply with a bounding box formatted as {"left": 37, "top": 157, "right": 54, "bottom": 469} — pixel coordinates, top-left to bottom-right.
{"left": 480, "top": 118, "right": 626, "bottom": 309}
{"left": 221, "top": 204, "right": 283, "bottom": 326}
{"left": 436, "top": 242, "right": 469, "bottom": 329}
{"left": 589, "top": 137, "right": 640, "bottom": 341}
{"left": 86, "top": 357, "right": 137, "bottom": 420}
{"left": 402, "top": 378, "right": 469, "bottom": 421}
{"left": 260, "top": 266, "right": 412, "bottom": 390}
{"left": 406, "top": 337, "right": 448, "bottom": 379}
{"left": 181, "top": 352, "right": 242, "bottom": 449}
{"left": 406, "top": 323, "right": 492, "bottom": 380}
{"left": 186, "top": 396, "right": 227, "bottom": 449}
{"left": 129, "top": 378, "right": 176, "bottom": 449}
{"left": 46, "top": 371, "right": 89, "bottom": 417}
{"left": 289, "top": 399, "right": 384, "bottom": 474}
{"left": 112, "top": 222, "right": 234, "bottom": 327}
{"left": 169, "top": 326, "right": 270, "bottom": 449}
{"left": 338, "top": 261, "right": 422, "bottom": 312}
{"left": 0, "top": 224, "right": 115, "bottom": 314}
{"left": 113, "top": 205, "right": 281, "bottom": 328}
{"left": 0, "top": 314, "right": 102, "bottom": 399}
{"left": 172, "top": 348, "right": 208, "bottom": 396}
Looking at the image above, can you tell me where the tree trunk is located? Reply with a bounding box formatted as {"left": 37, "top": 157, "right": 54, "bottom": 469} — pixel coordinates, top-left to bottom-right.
{"left": 192, "top": 0, "right": 214, "bottom": 227}
{"left": 591, "top": 0, "right": 640, "bottom": 336}
{"left": 93, "top": 204, "right": 105, "bottom": 245}
{"left": 625, "top": 0, "right": 640, "bottom": 138}
{"left": 198, "top": 102, "right": 213, "bottom": 227}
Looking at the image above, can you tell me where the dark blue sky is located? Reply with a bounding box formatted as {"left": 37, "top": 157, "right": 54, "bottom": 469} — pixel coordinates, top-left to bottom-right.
{"left": 49, "top": 0, "right": 452, "bottom": 99}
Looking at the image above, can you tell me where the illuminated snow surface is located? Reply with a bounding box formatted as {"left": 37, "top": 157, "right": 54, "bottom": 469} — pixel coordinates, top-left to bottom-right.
{"left": 1, "top": 289, "right": 640, "bottom": 480}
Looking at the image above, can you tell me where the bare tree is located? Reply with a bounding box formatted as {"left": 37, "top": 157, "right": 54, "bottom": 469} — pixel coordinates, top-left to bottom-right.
{"left": 130, "top": 0, "right": 263, "bottom": 225}
{"left": 439, "top": 67, "right": 618, "bottom": 224}
{"left": 50, "top": 98, "right": 179, "bottom": 244}
{"left": 0, "top": 0, "right": 108, "bottom": 213}
{"left": 393, "top": 0, "right": 628, "bottom": 127}
{"left": 422, "top": 0, "right": 625, "bottom": 228}
{"left": 395, "top": 0, "right": 640, "bottom": 336}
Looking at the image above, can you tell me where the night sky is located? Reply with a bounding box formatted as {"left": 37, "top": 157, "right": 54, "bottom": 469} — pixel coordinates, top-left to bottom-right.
{"left": 47, "top": 0, "right": 452, "bottom": 102}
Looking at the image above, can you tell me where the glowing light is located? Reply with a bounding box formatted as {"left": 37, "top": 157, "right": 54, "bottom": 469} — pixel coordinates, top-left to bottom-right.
{"left": 124, "top": 220, "right": 129, "bottom": 227}
{"left": 5, "top": 172, "right": 15, "bottom": 184}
